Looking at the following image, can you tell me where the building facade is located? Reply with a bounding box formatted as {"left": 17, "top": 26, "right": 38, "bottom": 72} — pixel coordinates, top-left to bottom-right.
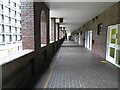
{"left": 0, "top": 0, "right": 22, "bottom": 58}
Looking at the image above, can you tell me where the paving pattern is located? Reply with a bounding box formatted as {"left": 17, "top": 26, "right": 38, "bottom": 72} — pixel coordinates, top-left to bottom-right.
{"left": 34, "top": 41, "right": 118, "bottom": 88}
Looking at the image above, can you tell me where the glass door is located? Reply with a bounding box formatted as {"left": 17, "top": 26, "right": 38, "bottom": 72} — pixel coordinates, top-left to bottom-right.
{"left": 106, "top": 25, "right": 119, "bottom": 65}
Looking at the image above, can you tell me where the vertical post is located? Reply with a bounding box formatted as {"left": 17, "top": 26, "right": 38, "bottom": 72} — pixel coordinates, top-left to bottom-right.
{"left": 56, "top": 23, "right": 59, "bottom": 41}
{"left": 54, "top": 18, "right": 56, "bottom": 42}
{"left": 58, "top": 23, "right": 60, "bottom": 40}
{"left": 21, "top": 2, "right": 34, "bottom": 50}
{"left": 118, "top": 2, "right": 120, "bottom": 89}
{"left": 50, "top": 18, "right": 55, "bottom": 43}
{"left": 59, "top": 27, "right": 62, "bottom": 39}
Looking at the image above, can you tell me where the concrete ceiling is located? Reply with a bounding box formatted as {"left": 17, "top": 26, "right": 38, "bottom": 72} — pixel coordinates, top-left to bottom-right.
{"left": 45, "top": 1, "right": 118, "bottom": 33}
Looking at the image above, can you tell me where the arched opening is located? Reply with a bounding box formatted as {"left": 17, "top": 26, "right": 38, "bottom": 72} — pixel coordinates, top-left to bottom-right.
{"left": 41, "top": 10, "right": 47, "bottom": 47}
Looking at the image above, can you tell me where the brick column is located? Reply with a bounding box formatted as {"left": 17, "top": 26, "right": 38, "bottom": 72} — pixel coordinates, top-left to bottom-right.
{"left": 50, "top": 18, "right": 55, "bottom": 43}
{"left": 57, "top": 23, "right": 60, "bottom": 40}
{"left": 51, "top": 18, "right": 56, "bottom": 42}
{"left": 41, "top": 11, "right": 47, "bottom": 45}
{"left": 56, "top": 23, "right": 59, "bottom": 41}
{"left": 21, "top": 2, "right": 34, "bottom": 50}
{"left": 59, "top": 27, "right": 62, "bottom": 39}
{"left": 118, "top": 2, "right": 120, "bottom": 23}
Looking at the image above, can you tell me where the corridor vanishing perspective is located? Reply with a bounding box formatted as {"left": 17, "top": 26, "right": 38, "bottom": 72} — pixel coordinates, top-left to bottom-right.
{"left": 34, "top": 41, "right": 118, "bottom": 88}
{"left": 1, "top": 0, "right": 120, "bottom": 89}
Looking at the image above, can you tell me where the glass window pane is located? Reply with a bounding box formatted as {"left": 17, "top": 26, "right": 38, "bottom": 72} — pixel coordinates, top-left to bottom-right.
{"left": 5, "top": 26, "right": 10, "bottom": 33}
{"left": 12, "top": 27, "right": 16, "bottom": 33}
{"left": 0, "top": 34, "right": 5, "bottom": 42}
{"left": 0, "top": 25, "right": 4, "bottom": 32}
{"left": 13, "top": 35, "right": 16, "bottom": 41}
{"left": 0, "top": 15, "right": 4, "bottom": 23}
{"left": 5, "top": 16, "right": 9, "bottom": 24}
{"left": 4, "top": 7, "right": 9, "bottom": 15}
{"left": 110, "top": 47, "right": 115, "bottom": 58}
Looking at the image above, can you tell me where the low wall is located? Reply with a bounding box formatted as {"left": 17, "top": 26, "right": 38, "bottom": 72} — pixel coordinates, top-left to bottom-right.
{"left": 2, "top": 38, "right": 64, "bottom": 88}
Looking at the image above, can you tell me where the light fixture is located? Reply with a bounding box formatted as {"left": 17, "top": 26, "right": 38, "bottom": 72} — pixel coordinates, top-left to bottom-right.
{"left": 53, "top": 17, "right": 63, "bottom": 23}
{"left": 59, "top": 18, "right": 63, "bottom": 23}
{"left": 55, "top": 18, "right": 59, "bottom": 23}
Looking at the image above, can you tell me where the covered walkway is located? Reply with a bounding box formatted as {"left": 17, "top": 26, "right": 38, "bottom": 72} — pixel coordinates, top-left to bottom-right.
{"left": 34, "top": 41, "right": 118, "bottom": 88}
{"left": 1, "top": 1, "right": 120, "bottom": 89}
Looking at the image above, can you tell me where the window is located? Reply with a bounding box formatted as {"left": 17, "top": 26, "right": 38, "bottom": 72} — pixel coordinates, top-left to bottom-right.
{"left": 14, "top": 3, "right": 16, "bottom": 8}
{"left": 18, "top": 35, "right": 22, "bottom": 41}
{"left": 0, "top": 34, "right": 5, "bottom": 43}
{"left": 8, "top": 0, "right": 10, "bottom": 4}
{"left": 9, "top": 26, "right": 11, "bottom": 32}
{"left": 17, "top": 20, "right": 20, "bottom": 26}
{"left": 2, "top": 15, "right": 4, "bottom": 23}
{"left": 19, "top": 6, "right": 21, "bottom": 10}
{"left": 13, "top": 35, "right": 17, "bottom": 41}
{"left": 97, "top": 23, "right": 102, "bottom": 35}
{"left": 11, "top": 10, "right": 14, "bottom": 17}
{"left": 5, "top": 25, "right": 10, "bottom": 33}
{"left": 0, "top": 25, "right": 5, "bottom": 32}
{"left": 0, "top": 15, "right": 2, "bottom": 22}
{"left": 20, "top": 21, "right": 21, "bottom": 24}
{"left": 20, "top": 35, "right": 22, "bottom": 40}
{"left": 20, "top": 28, "right": 21, "bottom": 33}
{"left": 9, "top": 17, "right": 11, "bottom": 24}
{"left": 9, "top": 8, "right": 11, "bottom": 15}
{"left": 5, "top": 16, "right": 9, "bottom": 24}
{"left": 14, "top": 11, "right": 16, "bottom": 17}
{"left": 0, "top": 4, "right": 3, "bottom": 10}
{"left": 15, "top": 35, "right": 17, "bottom": 41}
{"left": 15, "top": 19, "right": 17, "bottom": 25}
{"left": 18, "top": 28, "right": 20, "bottom": 33}
{"left": 0, "top": 25, "right": 2, "bottom": 32}
{"left": 4, "top": 7, "right": 9, "bottom": 15}
{"left": 11, "top": 18, "right": 15, "bottom": 25}
{"left": 40, "top": 10, "right": 47, "bottom": 47}
{"left": 6, "top": 34, "right": 12, "bottom": 42}
{"left": 12, "top": 27, "right": 16, "bottom": 33}
{"left": 11, "top": 2, "right": 14, "bottom": 8}
{"left": 15, "top": 27, "right": 17, "bottom": 33}
{"left": 0, "top": 15, "right": 4, "bottom": 23}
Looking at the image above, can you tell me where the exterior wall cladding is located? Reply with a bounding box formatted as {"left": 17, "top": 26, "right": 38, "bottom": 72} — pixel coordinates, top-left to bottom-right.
{"left": 78, "top": 2, "right": 120, "bottom": 59}
{"left": 21, "top": 2, "right": 34, "bottom": 50}
{"left": 21, "top": 2, "right": 55, "bottom": 49}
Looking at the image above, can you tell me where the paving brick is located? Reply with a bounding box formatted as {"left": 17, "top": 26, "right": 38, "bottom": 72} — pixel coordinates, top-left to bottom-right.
{"left": 34, "top": 41, "right": 118, "bottom": 88}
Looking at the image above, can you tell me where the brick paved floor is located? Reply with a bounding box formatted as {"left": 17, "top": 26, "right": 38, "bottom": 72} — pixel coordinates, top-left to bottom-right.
{"left": 34, "top": 41, "right": 118, "bottom": 88}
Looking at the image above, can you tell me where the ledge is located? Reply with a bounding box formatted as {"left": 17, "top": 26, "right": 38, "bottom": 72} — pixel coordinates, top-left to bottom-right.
{"left": 0, "top": 50, "right": 34, "bottom": 66}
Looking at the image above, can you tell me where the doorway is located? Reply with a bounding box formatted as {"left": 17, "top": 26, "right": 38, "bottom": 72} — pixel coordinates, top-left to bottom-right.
{"left": 106, "top": 24, "right": 120, "bottom": 66}
{"left": 85, "top": 30, "right": 92, "bottom": 50}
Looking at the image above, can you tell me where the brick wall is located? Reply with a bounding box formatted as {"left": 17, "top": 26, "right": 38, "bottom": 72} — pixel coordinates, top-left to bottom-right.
{"left": 34, "top": 2, "right": 49, "bottom": 49}
{"left": 56, "top": 23, "right": 59, "bottom": 41}
{"left": 41, "top": 10, "right": 47, "bottom": 45}
{"left": 50, "top": 18, "right": 55, "bottom": 42}
{"left": 74, "top": 2, "right": 119, "bottom": 59}
{"left": 59, "top": 28, "right": 63, "bottom": 39}
{"left": 21, "top": 2, "right": 34, "bottom": 50}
